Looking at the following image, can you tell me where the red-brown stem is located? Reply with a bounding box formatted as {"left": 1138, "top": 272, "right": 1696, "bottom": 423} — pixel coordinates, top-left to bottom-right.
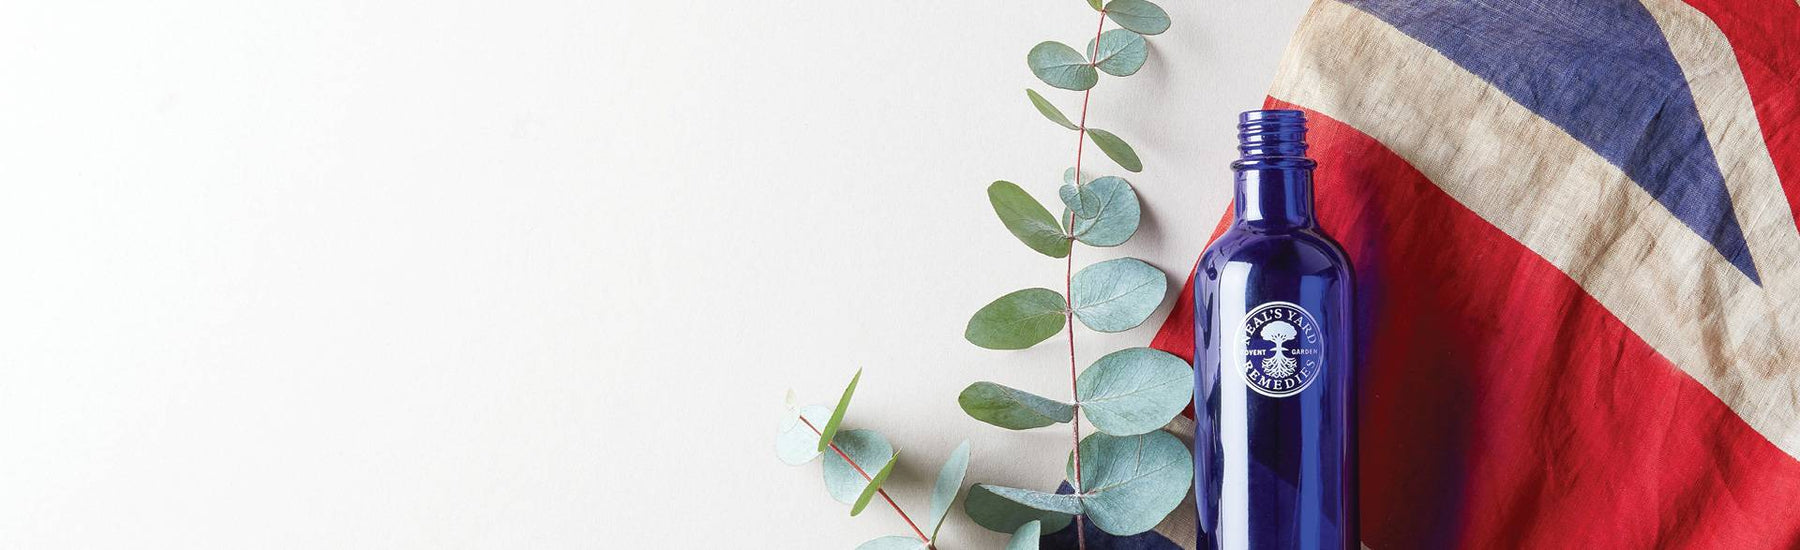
{"left": 801, "top": 417, "right": 935, "bottom": 548}
{"left": 1066, "top": 9, "right": 1111, "bottom": 550}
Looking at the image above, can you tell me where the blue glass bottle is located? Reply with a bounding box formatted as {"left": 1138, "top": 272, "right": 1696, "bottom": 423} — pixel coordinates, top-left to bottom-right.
{"left": 1193, "top": 110, "right": 1356, "bottom": 549}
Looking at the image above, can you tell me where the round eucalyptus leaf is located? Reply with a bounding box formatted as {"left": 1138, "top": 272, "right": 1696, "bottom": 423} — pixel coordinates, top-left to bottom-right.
{"left": 1104, "top": 0, "right": 1171, "bottom": 35}
{"left": 824, "top": 429, "right": 894, "bottom": 504}
{"left": 965, "top": 288, "right": 1068, "bottom": 350}
{"left": 988, "top": 181, "right": 1072, "bottom": 259}
{"left": 817, "top": 368, "right": 862, "bottom": 452}
{"left": 1070, "top": 431, "right": 1193, "bottom": 535}
{"left": 1062, "top": 167, "right": 1092, "bottom": 187}
{"left": 775, "top": 404, "right": 833, "bottom": 465}
{"left": 857, "top": 536, "right": 928, "bottom": 550}
{"left": 1065, "top": 176, "right": 1140, "bottom": 246}
{"left": 964, "top": 484, "right": 1074, "bottom": 534}
{"left": 1007, "top": 520, "right": 1042, "bottom": 550}
{"left": 1027, "top": 41, "right": 1099, "bottom": 91}
{"left": 959, "top": 382, "right": 1075, "bottom": 430}
{"left": 1088, "top": 29, "right": 1147, "bottom": 77}
{"left": 1076, "top": 347, "right": 1192, "bottom": 435}
{"left": 1059, "top": 184, "right": 1087, "bottom": 218}
{"left": 1027, "top": 89, "right": 1079, "bottom": 131}
{"left": 1058, "top": 169, "right": 1099, "bottom": 220}
{"left": 976, "top": 484, "right": 1083, "bottom": 515}
{"left": 1070, "top": 257, "right": 1167, "bottom": 332}
{"left": 927, "top": 440, "right": 973, "bottom": 540}
{"left": 1085, "top": 128, "right": 1142, "bottom": 172}
{"left": 851, "top": 450, "right": 902, "bottom": 516}
{"left": 1086, "top": 0, "right": 1103, "bottom": 10}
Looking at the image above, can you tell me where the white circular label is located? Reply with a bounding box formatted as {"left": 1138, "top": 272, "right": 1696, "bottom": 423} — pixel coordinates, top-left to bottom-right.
{"left": 1239, "top": 301, "right": 1324, "bottom": 398}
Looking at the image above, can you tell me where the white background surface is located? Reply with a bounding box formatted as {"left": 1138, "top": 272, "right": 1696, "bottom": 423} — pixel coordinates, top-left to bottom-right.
{"left": 0, "top": 1, "right": 1308, "bottom": 547}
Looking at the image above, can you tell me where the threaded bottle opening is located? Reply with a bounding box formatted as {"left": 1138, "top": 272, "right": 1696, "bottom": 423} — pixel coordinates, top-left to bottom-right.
{"left": 1235, "top": 109, "right": 1314, "bottom": 167}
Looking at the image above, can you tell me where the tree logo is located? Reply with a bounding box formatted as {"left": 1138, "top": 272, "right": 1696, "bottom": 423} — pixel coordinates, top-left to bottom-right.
{"left": 1239, "top": 301, "right": 1324, "bottom": 398}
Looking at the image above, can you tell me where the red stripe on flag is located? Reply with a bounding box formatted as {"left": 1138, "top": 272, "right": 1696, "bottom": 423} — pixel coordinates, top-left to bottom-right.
{"left": 1681, "top": 0, "right": 1800, "bottom": 227}
{"left": 1151, "top": 101, "right": 1800, "bottom": 548}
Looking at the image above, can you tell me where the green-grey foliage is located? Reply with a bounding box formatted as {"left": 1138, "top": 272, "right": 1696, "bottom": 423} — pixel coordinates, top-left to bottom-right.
{"left": 1063, "top": 176, "right": 1141, "bottom": 247}
{"left": 988, "top": 181, "right": 1072, "bottom": 258}
{"left": 851, "top": 450, "right": 902, "bottom": 516}
{"left": 1062, "top": 167, "right": 1091, "bottom": 188}
{"left": 959, "top": 382, "right": 1075, "bottom": 430}
{"left": 965, "top": 288, "right": 1068, "bottom": 350}
{"left": 818, "top": 368, "right": 862, "bottom": 452}
{"left": 951, "top": 0, "right": 1187, "bottom": 544}
{"left": 780, "top": 382, "right": 965, "bottom": 549}
{"left": 1028, "top": 89, "right": 1080, "bottom": 130}
{"left": 1027, "top": 41, "right": 1099, "bottom": 91}
{"left": 823, "top": 429, "right": 894, "bottom": 504}
{"left": 857, "top": 537, "right": 927, "bottom": 550}
{"left": 1070, "top": 257, "right": 1167, "bottom": 332}
{"left": 1060, "top": 185, "right": 1100, "bottom": 220}
{"left": 771, "top": 0, "right": 1186, "bottom": 539}
{"left": 1104, "top": 0, "right": 1171, "bottom": 35}
{"left": 1085, "top": 128, "right": 1143, "bottom": 172}
{"left": 775, "top": 404, "right": 833, "bottom": 465}
{"left": 978, "top": 484, "right": 1084, "bottom": 515}
{"left": 1068, "top": 431, "right": 1192, "bottom": 535}
{"left": 983, "top": 433, "right": 1192, "bottom": 536}
{"left": 1076, "top": 347, "right": 1191, "bottom": 435}
{"left": 1089, "top": 29, "right": 1148, "bottom": 77}
{"left": 928, "top": 441, "right": 973, "bottom": 540}
{"left": 1008, "top": 520, "right": 1043, "bottom": 550}
{"left": 964, "top": 484, "right": 1074, "bottom": 534}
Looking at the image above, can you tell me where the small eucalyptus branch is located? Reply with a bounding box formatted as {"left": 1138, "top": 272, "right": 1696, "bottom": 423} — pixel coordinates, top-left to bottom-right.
{"left": 798, "top": 415, "right": 935, "bottom": 547}
{"left": 777, "top": 374, "right": 974, "bottom": 550}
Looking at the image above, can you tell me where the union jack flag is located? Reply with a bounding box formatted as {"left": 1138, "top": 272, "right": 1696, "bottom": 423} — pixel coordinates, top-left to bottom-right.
{"left": 1060, "top": 0, "right": 1800, "bottom": 547}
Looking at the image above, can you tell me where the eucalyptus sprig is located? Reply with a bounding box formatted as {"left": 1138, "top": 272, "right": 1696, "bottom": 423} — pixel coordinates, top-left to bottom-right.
{"left": 781, "top": 370, "right": 1031, "bottom": 549}
{"left": 778, "top": 2, "right": 1185, "bottom": 547}
{"left": 960, "top": 0, "right": 1190, "bottom": 547}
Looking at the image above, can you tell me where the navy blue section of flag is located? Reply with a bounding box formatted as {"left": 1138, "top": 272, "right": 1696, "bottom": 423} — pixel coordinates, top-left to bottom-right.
{"left": 1349, "top": 0, "right": 1761, "bottom": 282}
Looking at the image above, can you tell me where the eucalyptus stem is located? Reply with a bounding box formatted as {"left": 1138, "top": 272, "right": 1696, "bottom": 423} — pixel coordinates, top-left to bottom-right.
{"left": 1060, "top": 9, "right": 1113, "bottom": 550}
{"left": 800, "top": 416, "right": 936, "bottom": 549}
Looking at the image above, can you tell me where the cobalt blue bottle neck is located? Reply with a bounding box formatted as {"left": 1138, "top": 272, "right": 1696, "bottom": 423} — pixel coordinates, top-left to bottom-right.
{"left": 1231, "top": 110, "right": 1317, "bottom": 229}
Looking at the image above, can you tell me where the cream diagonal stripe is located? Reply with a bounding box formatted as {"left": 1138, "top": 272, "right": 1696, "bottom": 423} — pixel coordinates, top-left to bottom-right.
{"left": 1268, "top": 0, "right": 1800, "bottom": 458}
{"left": 1641, "top": 0, "right": 1800, "bottom": 364}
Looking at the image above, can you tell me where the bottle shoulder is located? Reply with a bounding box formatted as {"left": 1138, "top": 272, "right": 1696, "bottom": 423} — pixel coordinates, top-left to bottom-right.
{"left": 1200, "top": 226, "right": 1353, "bottom": 277}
